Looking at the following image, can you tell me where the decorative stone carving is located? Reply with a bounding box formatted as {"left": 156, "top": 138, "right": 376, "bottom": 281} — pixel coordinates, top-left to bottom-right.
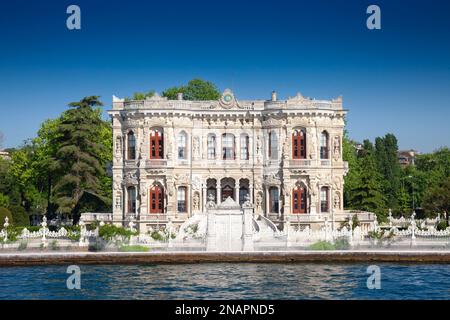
{"left": 114, "top": 135, "right": 122, "bottom": 158}
{"left": 255, "top": 192, "right": 263, "bottom": 211}
{"left": 193, "top": 192, "right": 200, "bottom": 211}
{"left": 333, "top": 135, "right": 341, "bottom": 160}
{"left": 219, "top": 89, "right": 240, "bottom": 109}
{"left": 122, "top": 172, "right": 138, "bottom": 186}
{"left": 334, "top": 191, "right": 341, "bottom": 210}
{"left": 206, "top": 194, "right": 217, "bottom": 210}
{"left": 114, "top": 191, "right": 122, "bottom": 209}
{"left": 193, "top": 136, "right": 200, "bottom": 159}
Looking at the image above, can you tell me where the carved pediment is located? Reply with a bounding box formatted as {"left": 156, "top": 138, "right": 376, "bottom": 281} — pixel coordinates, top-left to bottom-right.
{"left": 218, "top": 89, "right": 241, "bottom": 109}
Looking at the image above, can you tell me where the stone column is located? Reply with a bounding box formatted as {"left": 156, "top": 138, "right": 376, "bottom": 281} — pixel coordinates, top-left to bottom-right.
{"left": 216, "top": 180, "right": 221, "bottom": 205}
{"left": 249, "top": 183, "right": 254, "bottom": 204}
{"left": 277, "top": 187, "right": 281, "bottom": 218}
{"left": 202, "top": 184, "right": 207, "bottom": 213}
{"left": 265, "top": 186, "right": 270, "bottom": 217}
{"left": 234, "top": 180, "right": 239, "bottom": 203}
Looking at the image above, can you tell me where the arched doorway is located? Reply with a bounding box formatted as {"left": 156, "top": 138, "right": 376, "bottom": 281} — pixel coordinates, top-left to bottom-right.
{"left": 221, "top": 178, "right": 236, "bottom": 202}
{"left": 149, "top": 185, "right": 164, "bottom": 214}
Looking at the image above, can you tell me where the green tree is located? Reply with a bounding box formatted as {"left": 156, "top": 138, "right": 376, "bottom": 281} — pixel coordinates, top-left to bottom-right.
{"left": 374, "top": 134, "right": 402, "bottom": 210}
{"left": 50, "top": 96, "right": 110, "bottom": 221}
{"left": 162, "top": 78, "right": 220, "bottom": 100}
{"left": 125, "top": 90, "right": 155, "bottom": 101}
{"left": 0, "top": 207, "right": 13, "bottom": 225}
{"left": 347, "top": 140, "right": 386, "bottom": 218}
{"left": 9, "top": 205, "right": 29, "bottom": 226}
{"left": 342, "top": 132, "right": 359, "bottom": 208}
{"left": 422, "top": 176, "right": 450, "bottom": 220}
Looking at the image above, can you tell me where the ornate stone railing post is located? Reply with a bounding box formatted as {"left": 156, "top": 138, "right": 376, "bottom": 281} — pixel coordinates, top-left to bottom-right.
{"left": 41, "top": 216, "right": 48, "bottom": 247}
{"left": 79, "top": 218, "right": 87, "bottom": 247}
{"left": 324, "top": 216, "right": 330, "bottom": 242}
{"left": 410, "top": 211, "right": 416, "bottom": 246}
{"left": 388, "top": 209, "right": 393, "bottom": 229}
{"left": 3, "top": 217, "right": 9, "bottom": 244}
{"left": 242, "top": 194, "right": 254, "bottom": 251}
{"left": 167, "top": 217, "right": 173, "bottom": 248}
{"left": 128, "top": 217, "right": 136, "bottom": 245}
{"left": 348, "top": 215, "right": 353, "bottom": 247}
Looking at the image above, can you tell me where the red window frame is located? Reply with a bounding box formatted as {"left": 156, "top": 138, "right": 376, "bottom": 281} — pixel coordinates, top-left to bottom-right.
{"left": 292, "top": 129, "right": 306, "bottom": 159}
{"left": 150, "top": 130, "right": 164, "bottom": 159}
{"left": 149, "top": 186, "right": 164, "bottom": 213}
{"left": 292, "top": 187, "right": 307, "bottom": 214}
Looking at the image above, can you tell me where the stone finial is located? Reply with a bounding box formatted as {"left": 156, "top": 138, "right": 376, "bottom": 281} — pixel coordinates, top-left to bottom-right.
{"left": 177, "top": 92, "right": 183, "bottom": 100}
{"left": 271, "top": 91, "right": 277, "bottom": 102}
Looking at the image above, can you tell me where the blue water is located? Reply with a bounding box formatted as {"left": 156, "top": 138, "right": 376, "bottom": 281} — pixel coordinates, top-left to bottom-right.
{"left": 0, "top": 263, "right": 449, "bottom": 299}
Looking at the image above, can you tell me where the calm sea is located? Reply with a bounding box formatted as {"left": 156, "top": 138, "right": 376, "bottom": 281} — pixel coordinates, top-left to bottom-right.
{"left": 0, "top": 263, "right": 449, "bottom": 299}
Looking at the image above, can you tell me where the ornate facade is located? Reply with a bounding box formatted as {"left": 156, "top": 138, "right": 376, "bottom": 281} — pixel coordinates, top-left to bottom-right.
{"left": 109, "top": 89, "right": 354, "bottom": 233}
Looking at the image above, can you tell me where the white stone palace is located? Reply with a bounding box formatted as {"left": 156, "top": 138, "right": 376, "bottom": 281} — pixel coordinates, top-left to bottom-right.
{"left": 108, "top": 89, "right": 373, "bottom": 234}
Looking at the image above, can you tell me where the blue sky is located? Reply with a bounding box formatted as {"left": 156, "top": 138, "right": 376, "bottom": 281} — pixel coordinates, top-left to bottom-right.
{"left": 0, "top": 0, "right": 449, "bottom": 152}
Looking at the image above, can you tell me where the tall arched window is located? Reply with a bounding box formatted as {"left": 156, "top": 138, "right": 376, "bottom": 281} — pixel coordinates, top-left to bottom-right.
{"left": 127, "top": 131, "right": 136, "bottom": 160}
{"left": 239, "top": 186, "right": 249, "bottom": 205}
{"left": 177, "top": 186, "right": 188, "bottom": 213}
{"left": 292, "top": 186, "right": 307, "bottom": 214}
{"left": 207, "top": 134, "right": 216, "bottom": 160}
{"left": 320, "top": 186, "right": 329, "bottom": 213}
{"left": 127, "top": 186, "right": 136, "bottom": 213}
{"left": 269, "top": 131, "right": 278, "bottom": 160}
{"left": 269, "top": 187, "right": 279, "bottom": 213}
{"left": 150, "top": 128, "right": 164, "bottom": 159}
{"left": 240, "top": 134, "right": 249, "bottom": 160}
{"left": 177, "top": 131, "right": 187, "bottom": 159}
{"left": 222, "top": 133, "right": 235, "bottom": 160}
{"left": 149, "top": 185, "right": 164, "bottom": 214}
{"left": 320, "top": 131, "right": 329, "bottom": 159}
{"left": 292, "top": 128, "right": 306, "bottom": 159}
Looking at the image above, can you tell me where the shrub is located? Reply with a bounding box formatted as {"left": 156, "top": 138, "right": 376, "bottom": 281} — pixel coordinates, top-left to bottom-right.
{"left": 334, "top": 237, "right": 350, "bottom": 250}
{"left": 98, "top": 224, "right": 137, "bottom": 241}
{"left": 119, "top": 245, "right": 149, "bottom": 252}
{"left": 9, "top": 205, "right": 29, "bottom": 226}
{"left": 0, "top": 207, "right": 13, "bottom": 225}
{"left": 437, "top": 221, "right": 448, "bottom": 231}
{"left": 49, "top": 240, "right": 59, "bottom": 251}
{"left": 88, "top": 241, "right": 106, "bottom": 252}
{"left": 18, "top": 241, "right": 27, "bottom": 251}
{"left": 308, "top": 241, "right": 335, "bottom": 250}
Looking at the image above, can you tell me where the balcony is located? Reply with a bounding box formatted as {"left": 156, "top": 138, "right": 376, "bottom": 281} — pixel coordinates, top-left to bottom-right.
{"left": 320, "top": 160, "right": 331, "bottom": 166}
{"left": 145, "top": 159, "right": 167, "bottom": 167}
{"left": 289, "top": 159, "right": 311, "bottom": 167}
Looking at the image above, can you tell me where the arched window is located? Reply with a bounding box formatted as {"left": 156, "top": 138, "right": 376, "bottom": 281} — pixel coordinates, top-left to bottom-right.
{"left": 177, "top": 186, "right": 187, "bottom": 213}
{"left": 127, "top": 186, "right": 136, "bottom": 213}
{"left": 269, "top": 187, "right": 279, "bottom": 213}
{"left": 269, "top": 131, "right": 278, "bottom": 160}
{"left": 150, "top": 128, "right": 164, "bottom": 159}
{"left": 320, "top": 186, "right": 329, "bottom": 213}
{"left": 239, "top": 186, "right": 249, "bottom": 205}
{"left": 292, "top": 186, "right": 307, "bottom": 214}
{"left": 127, "top": 131, "right": 136, "bottom": 160}
{"left": 177, "top": 131, "right": 187, "bottom": 159}
{"left": 222, "top": 133, "right": 235, "bottom": 160}
{"left": 207, "top": 134, "right": 216, "bottom": 160}
{"left": 292, "top": 128, "right": 306, "bottom": 159}
{"left": 149, "top": 185, "right": 164, "bottom": 214}
{"left": 320, "top": 131, "right": 329, "bottom": 159}
{"left": 240, "top": 134, "right": 249, "bottom": 160}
